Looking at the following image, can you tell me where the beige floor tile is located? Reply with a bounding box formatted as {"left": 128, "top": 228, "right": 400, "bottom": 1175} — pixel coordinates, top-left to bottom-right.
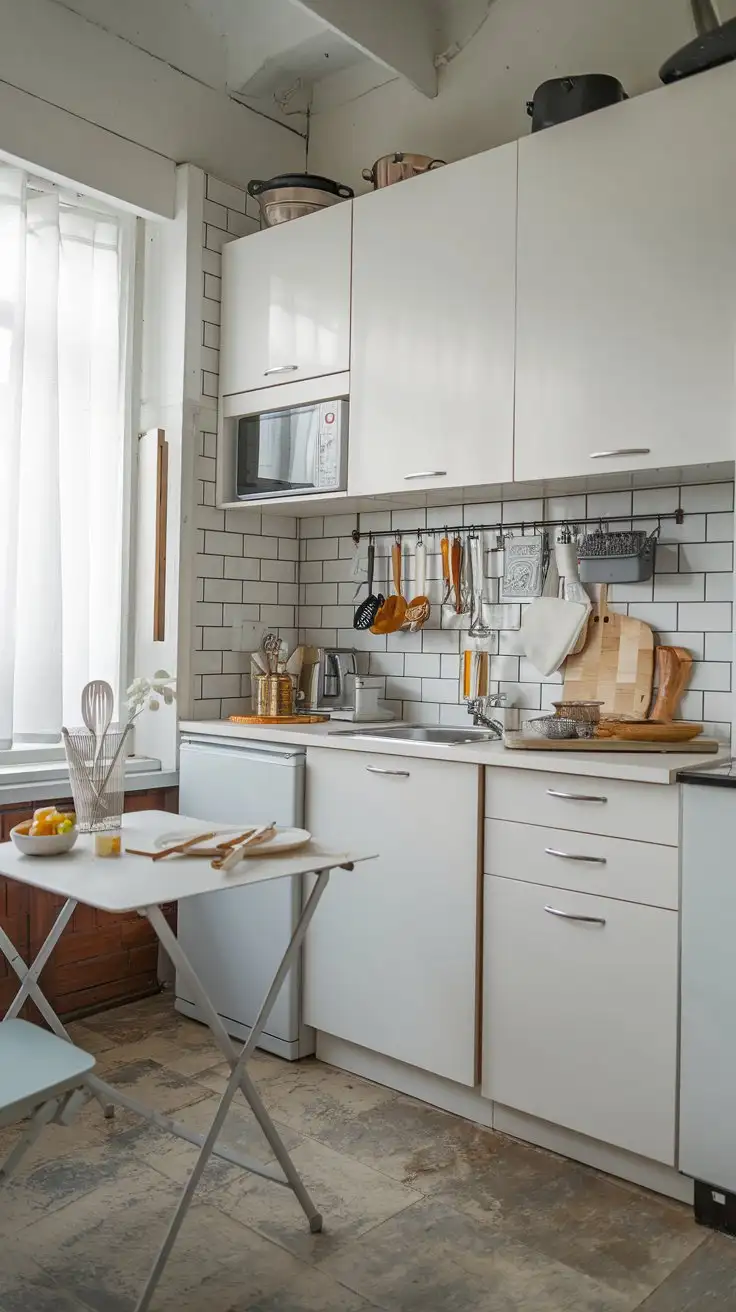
{"left": 194, "top": 1048, "right": 303, "bottom": 1097}
{"left": 155, "top": 1243, "right": 372, "bottom": 1312}
{"left": 239, "top": 1057, "right": 400, "bottom": 1141}
{"left": 0, "top": 1140, "right": 148, "bottom": 1239}
{"left": 217, "top": 1135, "right": 421, "bottom": 1265}
{"left": 0, "top": 1250, "right": 90, "bottom": 1310}
{"left": 322, "top": 1195, "right": 633, "bottom": 1312}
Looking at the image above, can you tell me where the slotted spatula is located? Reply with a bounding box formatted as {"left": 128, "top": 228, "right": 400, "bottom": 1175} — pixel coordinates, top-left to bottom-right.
{"left": 354, "top": 539, "right": 384, "bottom": 630}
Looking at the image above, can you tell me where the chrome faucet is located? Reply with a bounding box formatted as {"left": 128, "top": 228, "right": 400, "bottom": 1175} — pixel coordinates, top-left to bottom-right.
{"left": 466, "top": 697, "right": 504, "bottom": 738}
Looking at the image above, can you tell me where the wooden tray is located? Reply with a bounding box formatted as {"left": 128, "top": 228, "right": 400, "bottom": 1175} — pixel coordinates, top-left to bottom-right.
{"left": 504, "top": 736, "right": 721, "bottom": 754}
{"left": 227, "top": 714, "right": 329, "bottom": 725}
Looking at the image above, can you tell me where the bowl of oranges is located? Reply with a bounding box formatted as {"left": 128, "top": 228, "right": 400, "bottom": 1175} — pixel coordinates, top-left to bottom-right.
{"left": 11, "top": 807, "right": 78, "bottom": 857}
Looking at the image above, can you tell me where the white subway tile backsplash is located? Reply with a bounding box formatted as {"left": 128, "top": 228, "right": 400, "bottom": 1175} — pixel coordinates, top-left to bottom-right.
{"left": 204, "top": 578, "right": 242, "bottom": 604}
{"left": 657, "top": 632, "right": 705, "bottom": 659}
{"left": 307, "top": 537, "right": 339, "bottom": 560}
{"left": 196, "top": 553, "right": 224, "bottom": 578}
{"left": 706, "top": 632, "right": 734, "bottom": 661}
{"left": 261, "top": 559, "right": 297, "bottom": 584}
{"left": 244, "top": 534, "right": 278, "bottom": 559}
{"left": 420, "top": 678, "right": 462, "bottom": 704}
{"left": 203, "top": 198, "right": 227, "bottom": 229}
{"left": 262, "top": 513, "right": 298, "bottom": 538}
{"left": 207, "top": 176, "right": 246, "bottom": 211}
{"left": 386, "top": 676, "right": 422, "bottom": 702}
{"left": 678, "top": 602, "right": 733, "bottom": 631}
{"left": 305, "top": 582, "right": 337, "bottom": 606}
{"left": 241, "top": 581, "right": 278, "bottom": 605}
{"left": 652, "top": 574, "right": 705, "bottom": 602}
{"left": 279, "top": 538, "right": 300, "bottom": 561}
{"left": 196, "top": 506, "right": 225, "bottom": 531}
{"left": 202, "top": 673, "right": 241, "bottom": 700}
{"left": 680, "top": 541, "right": 733, "bottom": 573}
{"left": 632, "top": 487, "right": 680, "bottom": 515}
{"left": 404, "top": 653, "right": 441, "bottom": 678}
{"left": 681, "top": 483, "right": 734, "bottom": 513}
{"left": 704, "top": 691, "right": 734, "bottom": 722}
{"left": 205, "top": 530, "right": 242, "bottom": 556}
{"left": 225, "top": 508, "right": 261, "bottom": 534}
{"left": 707, "top": 573, "right": 734, "bottom": 602}
{"left": 707, "top": 511, "right": 734, "bottom": 542}
{"left": 627, "top": 602, "right": 678, "bottom": 631}
{"left": 223, "top": 556, "right": 260, "bottom": 580}
{"left": 689, "top": 662, "right": 731, "bottom": 692}
{"left": 192, "top": 649, "right": 222, "bottom": 675}
{"left": 586, "top": 490, "right": 632, "bottom": 518}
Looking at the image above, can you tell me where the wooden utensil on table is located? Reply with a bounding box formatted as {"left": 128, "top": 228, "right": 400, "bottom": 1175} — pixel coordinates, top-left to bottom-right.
{"left": 150, "top": 831, "right": 218, "bottom": 861}
{"left": 562, "top": 584, "right": 654, "bottom": 718}
{"left": 214, "top": 822, "right": 277, "bottom": 872}
{"left": 649, "top": 646, "right": 693, "bottom": 721}
{"left": 596, "top": 720, "right": 703, "bottom": 742}
{"left": 371, "top": 541, "right": 407, "bottom": 634}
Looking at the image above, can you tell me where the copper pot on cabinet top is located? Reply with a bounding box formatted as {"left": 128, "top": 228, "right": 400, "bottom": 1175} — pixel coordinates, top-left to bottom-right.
{"left": 362, "top": 152, "right": 446, "bottom": 189}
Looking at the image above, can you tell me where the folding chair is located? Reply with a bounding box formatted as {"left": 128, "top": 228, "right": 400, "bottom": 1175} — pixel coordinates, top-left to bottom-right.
{"left": 0, "top": 1019, "right": 95, "bottom": 1182}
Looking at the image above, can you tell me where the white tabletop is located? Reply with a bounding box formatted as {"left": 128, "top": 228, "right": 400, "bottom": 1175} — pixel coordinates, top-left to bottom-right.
{"left": 0, "top": 811, "right": 373, "bottom": 913}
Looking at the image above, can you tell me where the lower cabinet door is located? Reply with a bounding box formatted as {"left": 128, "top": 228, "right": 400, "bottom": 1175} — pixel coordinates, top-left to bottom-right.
{"left": 483, "top": 876, "right": 678, "bottom": 1164}
{"left": 304, "top": 748, "right": 480, "bottom": 1086}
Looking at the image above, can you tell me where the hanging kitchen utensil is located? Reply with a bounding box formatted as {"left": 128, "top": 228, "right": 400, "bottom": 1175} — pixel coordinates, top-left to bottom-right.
{"left": 354, "top": 538, "right": 384, "bottom": 630}
{"left": 468, "top": 534, "right": 492, "bottom": 638}
{"left": 440, "top": 534, "right": 452, "bottom": 605}
{"left": 501, "top": 531, "right": 548, "bottom": 600}
{"left": 649, "top": 646, "right": 694, "bottom": 722}
{"left": 404, "top": 537, "right": 431, "bottom": 631}
{"left": 452, "top": 535, "right": 465, "bottom": 614}
{"left": 81, "top": 680, "right": 114, "bottom": 770}
{"left": 660, "top": 0, "right": 736, "bottom": 83}
{"left": 362, "top": 152, "right": 446, "bottom": 189}
{"left": 562, "top": 584, "right": 655, "bottom": 718}
{"left": 370, "top": 539, "right": 407, "bottom": 634}
{"left": 262, "top": 632, "right": 282, "bottom": 674}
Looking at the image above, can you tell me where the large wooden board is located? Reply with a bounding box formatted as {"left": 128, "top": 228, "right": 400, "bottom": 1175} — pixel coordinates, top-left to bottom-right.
{"left": 562, "top": 585, "right": 654, "bottom": 717}
{"left": 504, "top": 736, "right": 720, "bottom": 754}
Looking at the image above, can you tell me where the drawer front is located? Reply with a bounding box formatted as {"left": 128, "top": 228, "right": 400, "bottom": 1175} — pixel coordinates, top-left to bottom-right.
{"left": 483, "top": 875, "right": 678, "bottom": 1164}
{"left": 485, "top": 767, "right": 678, "bottom": 845}
{"left": 485, "top": 819, "right": 678, "bottom": 909}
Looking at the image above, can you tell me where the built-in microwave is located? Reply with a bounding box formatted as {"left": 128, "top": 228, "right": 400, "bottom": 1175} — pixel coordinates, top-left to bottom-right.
{"left": 235, "top": 398, "right": 348, "bottom": 501}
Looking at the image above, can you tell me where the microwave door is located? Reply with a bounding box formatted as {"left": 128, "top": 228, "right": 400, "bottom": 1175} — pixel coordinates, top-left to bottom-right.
{"left": 286, "top": 408, "right": 319, "bottom": 488}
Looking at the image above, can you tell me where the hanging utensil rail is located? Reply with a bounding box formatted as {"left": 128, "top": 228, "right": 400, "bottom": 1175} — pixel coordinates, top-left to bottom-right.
{"left": 350, "top": 507, "right": 684, "bottom": 544}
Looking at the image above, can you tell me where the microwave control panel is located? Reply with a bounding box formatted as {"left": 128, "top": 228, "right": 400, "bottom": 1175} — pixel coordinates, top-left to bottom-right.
{"left": 317, "top": 405, "right": 340, "bottom": 489}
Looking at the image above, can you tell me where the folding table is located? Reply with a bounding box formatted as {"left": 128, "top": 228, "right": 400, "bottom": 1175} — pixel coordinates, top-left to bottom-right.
{"left": 0, "top": 809, "right": 373, "bottom": 1311}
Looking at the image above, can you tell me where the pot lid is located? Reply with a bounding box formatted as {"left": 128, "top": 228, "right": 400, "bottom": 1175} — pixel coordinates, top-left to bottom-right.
{"left": 248, "top": 173, "right": 354, "bottom": 198}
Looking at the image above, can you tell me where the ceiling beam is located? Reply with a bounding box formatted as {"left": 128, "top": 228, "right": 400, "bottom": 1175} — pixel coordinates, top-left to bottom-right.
{"left": 289, "top": 0, "right": 438, "bottom": 97}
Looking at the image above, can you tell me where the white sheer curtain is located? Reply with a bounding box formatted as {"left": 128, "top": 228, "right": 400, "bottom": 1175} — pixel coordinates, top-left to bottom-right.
{"left": 0, "top": 167, "right": 132, "bottom": 747}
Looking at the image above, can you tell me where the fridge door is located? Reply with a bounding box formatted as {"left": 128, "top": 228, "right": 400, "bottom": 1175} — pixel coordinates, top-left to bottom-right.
{"left": 176, "top": 740, "right": 307, "bottom": 1056}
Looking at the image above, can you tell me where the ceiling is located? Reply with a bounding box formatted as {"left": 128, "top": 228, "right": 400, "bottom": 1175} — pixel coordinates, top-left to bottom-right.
{"left": 53, "top": 0, "right": 497, "bottom": 129}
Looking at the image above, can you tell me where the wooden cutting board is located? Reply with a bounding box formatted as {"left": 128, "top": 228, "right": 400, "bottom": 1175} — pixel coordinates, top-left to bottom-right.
{"left": 562, "top": 585, "right": 654, "bottom": 718}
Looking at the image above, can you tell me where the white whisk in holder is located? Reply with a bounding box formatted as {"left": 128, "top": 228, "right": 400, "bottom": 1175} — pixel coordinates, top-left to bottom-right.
{"left": 62, "top": 723, "right": 131, "bottom": 833}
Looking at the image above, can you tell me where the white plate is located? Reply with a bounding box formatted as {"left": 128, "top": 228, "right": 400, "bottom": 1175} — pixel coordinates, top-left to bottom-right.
{"left": 153, "top": 827, "right": 312, "bottom": 857}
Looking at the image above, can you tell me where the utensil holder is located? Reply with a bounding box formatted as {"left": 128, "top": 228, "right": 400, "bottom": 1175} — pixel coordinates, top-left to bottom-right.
{"left": 252, "top": 673, "right": 295, "bottom": 718}
{"left": 62, "top": 723, "right": 131, "bottom": 832}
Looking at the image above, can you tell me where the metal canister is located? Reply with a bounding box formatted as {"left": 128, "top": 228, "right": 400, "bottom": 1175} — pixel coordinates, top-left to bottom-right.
{"left": 252, "top": 674, "right": 295, "bottom": 718}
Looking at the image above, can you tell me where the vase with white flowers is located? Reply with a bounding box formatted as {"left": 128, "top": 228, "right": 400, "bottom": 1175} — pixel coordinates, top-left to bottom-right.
{"left": 63, "top": 672, "right": 176, "bottom": 845}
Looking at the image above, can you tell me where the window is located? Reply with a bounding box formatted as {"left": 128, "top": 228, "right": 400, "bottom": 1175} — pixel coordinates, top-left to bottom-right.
{"left": 0, "top": 167, "right": 135, "bottom": 750}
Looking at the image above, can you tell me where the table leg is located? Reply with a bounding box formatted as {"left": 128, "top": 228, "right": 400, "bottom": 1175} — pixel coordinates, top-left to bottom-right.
{"left": 132, "top": 864, "right": 340, "bottom": 1312}
{"left": 0, "top": 902, "right": 115, "bottom": 1120}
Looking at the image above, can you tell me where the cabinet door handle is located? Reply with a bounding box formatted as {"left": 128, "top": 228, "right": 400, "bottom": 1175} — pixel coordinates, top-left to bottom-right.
{"left": 589, "top": 448, "right": 651, "bottom": 459}
{"left": 264, "top": 364, "right": 299, "bottom": 375}
{"left": 545, "top": 905, "right": 606, "bottom": 926}
{"left": 366, "top": 766, "right": 410, "bottom": 777}
{"left": 546, "top": 789, "right": 608, "bottom": 804}
{"left": 404, "top": 471, "right": 447, "bottom": 480}
{"left": 545, "top": 847, "right": 607, "bottom": 864}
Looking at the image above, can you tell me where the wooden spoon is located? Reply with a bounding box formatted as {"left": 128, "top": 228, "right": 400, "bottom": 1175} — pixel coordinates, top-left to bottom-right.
{"left": 371, "top": 542, "right": 407, "bottom": 634}
{"left": 649, "top": 646, "right": 693, "bottom": 722}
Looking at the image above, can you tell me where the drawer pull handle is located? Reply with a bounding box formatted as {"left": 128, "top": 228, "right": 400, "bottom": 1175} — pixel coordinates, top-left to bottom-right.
{"left": 264, "top": 364, "right": 299, "bottom": 375}
{"left": 589, "top": 448, "right": 651, "bottom": 459}
{"left": 404, "top": 471, "right": 447, "bottom": 480}
{"left": 545, "top": 847, "right": 607, "bottom": 865}
{"left": 546, "top": 789, "right": 608, "bottom": 804}
{"left": 545, "top": 905, "right": 606, "bottom": 926}
{"left": 366, "top": 766, "right": 410, "bottom": 777}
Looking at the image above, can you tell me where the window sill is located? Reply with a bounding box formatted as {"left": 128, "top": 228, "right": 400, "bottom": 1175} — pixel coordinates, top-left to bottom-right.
{"left": 0, "top": 758, "right": 178, "bottom": 808}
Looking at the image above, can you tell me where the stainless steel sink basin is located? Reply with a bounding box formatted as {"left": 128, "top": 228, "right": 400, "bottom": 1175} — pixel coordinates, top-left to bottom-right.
{"left": 329, "top": 724, "right": 499, "bottom": 745}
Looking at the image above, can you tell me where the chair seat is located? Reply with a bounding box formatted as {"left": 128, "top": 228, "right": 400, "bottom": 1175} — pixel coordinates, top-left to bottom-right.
{"left": 0, "top": 1020, "right": 95, "bottom": 1125}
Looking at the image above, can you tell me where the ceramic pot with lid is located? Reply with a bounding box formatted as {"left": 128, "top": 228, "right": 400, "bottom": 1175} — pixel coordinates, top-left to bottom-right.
{"left": 247, "top": 173, "right": 354, "bottom": 228}
{"left": 362, "top": 152, "right": 446, "bottom": 189}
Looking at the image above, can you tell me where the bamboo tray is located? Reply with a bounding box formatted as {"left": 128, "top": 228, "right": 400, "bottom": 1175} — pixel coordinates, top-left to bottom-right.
{"left": 504, "top": 735, "right": 721, "bottom": 754}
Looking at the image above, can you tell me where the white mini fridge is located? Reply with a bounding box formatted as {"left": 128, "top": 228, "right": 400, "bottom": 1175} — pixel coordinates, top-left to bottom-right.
{"left": 176, "top": 733, "right": 314, "bottom": 1059}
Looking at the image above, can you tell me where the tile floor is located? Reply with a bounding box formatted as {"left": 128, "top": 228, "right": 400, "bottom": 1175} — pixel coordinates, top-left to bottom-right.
{"left": 1, "top": 992, "right": 735, "bottom": 1310}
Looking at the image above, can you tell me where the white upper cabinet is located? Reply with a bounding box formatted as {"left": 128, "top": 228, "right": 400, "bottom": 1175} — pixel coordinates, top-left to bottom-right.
{"left": 219, "top": 203, "right": 352, "bottom": 396}
{"left": 348, "top": 146, "right": 517, "bottom": 496}
{"left": 515, "top": 65, "right": 736, "bottom": 483}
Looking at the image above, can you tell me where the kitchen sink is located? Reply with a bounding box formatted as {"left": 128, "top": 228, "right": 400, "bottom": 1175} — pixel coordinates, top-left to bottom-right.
{"left": 328, "top": 724, "right": 500, "bottom": 745}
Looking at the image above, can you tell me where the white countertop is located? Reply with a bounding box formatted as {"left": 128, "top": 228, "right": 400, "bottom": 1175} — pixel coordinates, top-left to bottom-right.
{"left": 179, "top": 719, "right": 729, "bottom": 785}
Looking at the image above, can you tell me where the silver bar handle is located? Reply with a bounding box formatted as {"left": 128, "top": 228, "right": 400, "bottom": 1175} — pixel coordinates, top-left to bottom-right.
{"left": 366, "top": 766, "right": 410, "bottom": 778}
{"left": 546, "top": 789, "right": 608, "bottom": 803}
{"left": 403, "top": 471, "right": 447, "bottom": 480}
{"left": 545, "top": 905, "right": 606, "bottom": 925}
{"left": 589, "top": 448, "right": 651, "bottom": 459}
{"left": 545, "top": 847, "right": 607, "bottom": 864}
{"left": 264, "top": 364, "right": 299, "bottom": 376}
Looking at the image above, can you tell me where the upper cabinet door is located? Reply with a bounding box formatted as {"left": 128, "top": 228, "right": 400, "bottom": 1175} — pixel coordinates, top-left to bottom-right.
{"left": 515, "top": 66, "right": 736, "bottom": 483}
{"left": 348, "top": 146, "right": 517, "bottom": 496}
{"left": 220, "top": 203, "right": 352, "bottom": 396}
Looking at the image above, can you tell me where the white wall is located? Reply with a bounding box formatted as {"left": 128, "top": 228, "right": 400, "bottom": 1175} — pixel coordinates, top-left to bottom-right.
{"left": 308, "top": 0, "right": 733, "bottom": 185}
{"left": 0, "top": 0, "right": 304, "bottom": 217}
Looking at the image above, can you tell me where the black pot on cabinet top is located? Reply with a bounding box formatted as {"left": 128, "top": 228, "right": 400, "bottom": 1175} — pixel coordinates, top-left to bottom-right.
{"left": 247, "top": 173, "right": 354, "bottom": 228}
